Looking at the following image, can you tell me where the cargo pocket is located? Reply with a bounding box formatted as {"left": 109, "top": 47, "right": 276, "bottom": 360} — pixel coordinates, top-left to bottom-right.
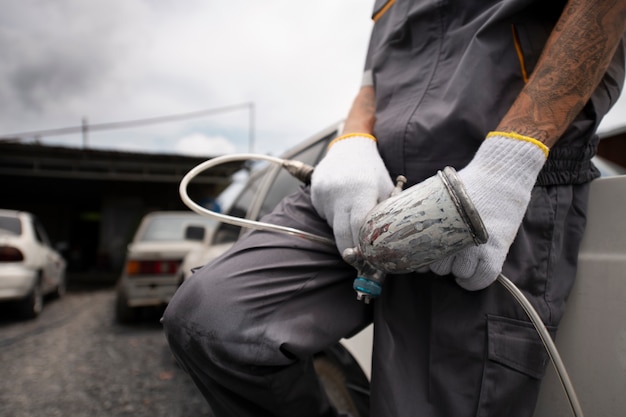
{"left": 477, "top": 315, "right": 556, "bottom": 416}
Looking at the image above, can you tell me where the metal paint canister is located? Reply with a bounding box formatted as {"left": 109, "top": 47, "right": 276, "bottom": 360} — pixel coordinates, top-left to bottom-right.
{"left": 357, "top": 166, "right": 488, "bottom": 274}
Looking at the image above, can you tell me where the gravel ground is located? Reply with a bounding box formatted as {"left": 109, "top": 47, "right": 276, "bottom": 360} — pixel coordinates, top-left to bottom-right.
{"left": 0, "top": 288, "right": 213, "bottom": 417}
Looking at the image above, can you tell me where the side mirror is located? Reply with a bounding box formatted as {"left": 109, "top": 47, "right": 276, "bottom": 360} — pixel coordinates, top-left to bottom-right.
{"left": 185, "top": 225, "right": 206, "bottom": 241}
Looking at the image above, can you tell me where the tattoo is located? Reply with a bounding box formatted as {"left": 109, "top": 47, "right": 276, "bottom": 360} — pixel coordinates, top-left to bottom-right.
{"left": 497, "top": 0, "right": 626, "bottom": 146}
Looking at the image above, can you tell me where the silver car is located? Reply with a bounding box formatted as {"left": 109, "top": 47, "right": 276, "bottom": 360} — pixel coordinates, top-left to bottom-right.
{"left": 0, "top": 209, "right": 66, "bottom": 319}
{"left": 115, "top": 211, "right": 217, "bottom": 323}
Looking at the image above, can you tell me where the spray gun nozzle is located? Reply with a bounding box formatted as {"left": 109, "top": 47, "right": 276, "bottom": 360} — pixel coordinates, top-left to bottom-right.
{"left": 282, "top": 159, "right": 315, "bottom": 184}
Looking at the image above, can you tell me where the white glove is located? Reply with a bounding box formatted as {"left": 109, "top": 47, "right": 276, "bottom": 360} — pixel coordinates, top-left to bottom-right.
{"left": 429, "top": 132, "right": 549, "bottom": 290}
{"left": 311, "top": 133, "right": 394, "bottom": 256}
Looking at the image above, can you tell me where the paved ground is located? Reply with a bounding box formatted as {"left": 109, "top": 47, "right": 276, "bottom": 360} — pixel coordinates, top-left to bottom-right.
{"left": 0, "top": 288, "right": 213, "bottom": 417}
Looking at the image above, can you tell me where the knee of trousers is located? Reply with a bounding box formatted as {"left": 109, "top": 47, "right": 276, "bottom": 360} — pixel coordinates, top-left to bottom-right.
{"left": 162, "top": 274, "right": 291, "bottom": 370}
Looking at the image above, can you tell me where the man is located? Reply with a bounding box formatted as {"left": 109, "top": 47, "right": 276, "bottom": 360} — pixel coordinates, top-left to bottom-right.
{"left": 163, "top": 1, "right": 626, "bottom": 416}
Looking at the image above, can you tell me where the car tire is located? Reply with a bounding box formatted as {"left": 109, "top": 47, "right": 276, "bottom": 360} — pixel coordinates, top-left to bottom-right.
{"left": 17, "top": 278, "right": 44, "bottom": 319}
{"left": 115, "top": 287, "right": 136, "bottom": 324}
{"left": 314, "top": 344, "right": 370, "bottom": 417}
{"left": 54, "top": 274, "right": 66, "bottom": 299}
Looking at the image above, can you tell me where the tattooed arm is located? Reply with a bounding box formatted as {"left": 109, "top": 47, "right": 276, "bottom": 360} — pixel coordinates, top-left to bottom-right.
{"left": 497, "top": 0, "right": 626, "bottom": 147}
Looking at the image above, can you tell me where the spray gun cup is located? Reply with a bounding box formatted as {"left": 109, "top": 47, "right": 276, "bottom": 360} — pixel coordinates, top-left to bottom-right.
{"left": 438, "top": 167, "right": 488, "bottom": 245}
{"left": 356, "top": 166, "right": 488, "bottom": 274}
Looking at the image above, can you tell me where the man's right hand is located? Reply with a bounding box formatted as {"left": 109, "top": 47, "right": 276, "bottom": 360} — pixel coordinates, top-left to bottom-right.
{"left": 311, "top": 133, "right": 394, "bottom": 256}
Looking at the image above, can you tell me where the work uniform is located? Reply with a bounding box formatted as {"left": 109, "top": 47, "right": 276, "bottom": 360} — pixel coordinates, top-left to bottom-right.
{"left": 163, "top": 1, "right": 625, "bottom": 416}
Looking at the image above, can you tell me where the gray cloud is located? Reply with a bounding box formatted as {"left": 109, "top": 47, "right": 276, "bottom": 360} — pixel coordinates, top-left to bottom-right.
{"left": 0, "top": 1, "right": 149, "bottom": 125}
{"left": 0, "top": 1, "right": 622, "bottom": 155}
{"left": 0, "top": 1, "right": 375, "bottom": 155}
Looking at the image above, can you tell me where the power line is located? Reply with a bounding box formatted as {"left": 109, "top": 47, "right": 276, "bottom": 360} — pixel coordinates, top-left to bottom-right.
{"left": 0, "top": 102, "right": 254, "bottom": 139}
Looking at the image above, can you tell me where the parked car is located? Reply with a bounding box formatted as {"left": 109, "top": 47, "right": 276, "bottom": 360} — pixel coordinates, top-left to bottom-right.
{"left": 114, "top": 211, "right": 218, "bottom": 323}
{"left": 0, "top": 209, "right": 66, "bottom": 319}
{"left": 178, "top": 122, "right": 626, "bottom": 417}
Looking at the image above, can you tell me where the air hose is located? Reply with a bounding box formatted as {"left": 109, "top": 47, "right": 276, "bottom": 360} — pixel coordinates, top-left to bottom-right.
{"left": 180, "top": 153, "right": 584, "bottom": 417}
{"left": 179, "top": 153, "right": 334, "bottom": 247}
{"left": 496, "top": 273, "right": 584, "bottom": 417}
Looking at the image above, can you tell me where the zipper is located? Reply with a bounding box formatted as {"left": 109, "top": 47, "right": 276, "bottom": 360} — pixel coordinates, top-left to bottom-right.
{"left": 373, "top": 0, "right": 396, "bottom": 22}
{"left": 511, "top": 24, "right": 529, "bottom": 83}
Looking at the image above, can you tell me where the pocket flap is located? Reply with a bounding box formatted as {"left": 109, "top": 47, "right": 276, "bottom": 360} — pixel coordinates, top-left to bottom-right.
{"left": 487, "top": 315, "right": 554, "bottom": 380}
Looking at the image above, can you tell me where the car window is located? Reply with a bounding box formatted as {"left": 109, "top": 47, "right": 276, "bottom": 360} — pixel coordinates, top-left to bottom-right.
{"left": 256, "top": 137, "right": 329, "bottom": 220}
{"left": 210, "top": 129, "right": 335, "bottom": 245}
{"left": 139, "top": 215, "right": 215, "bottom": 242}
{"left": 33, "top": 217, "right": 52, "bottom": 246}
{"left": 0, "top": 216, "right": 21, "bottom": 235}
{"left": 215, "top": 170, "right": 249, "bottom": 213}
{"left": 212, "top": 169, "right": 273, "bottom": 244}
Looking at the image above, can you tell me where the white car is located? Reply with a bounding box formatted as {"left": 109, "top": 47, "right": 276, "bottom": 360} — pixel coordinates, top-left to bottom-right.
{"left": 179, "top": 122, "right": 626, "bottom": 417}
{"left": 115, "top": 211, "right": 217, "bottom": 323}
{"left": 0, "top": 209, "right": 66, "bottom": 319}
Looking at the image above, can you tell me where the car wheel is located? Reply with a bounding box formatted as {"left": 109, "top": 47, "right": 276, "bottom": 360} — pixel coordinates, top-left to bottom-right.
{"left": 115, "top": 287, "right": 137, "bottom": 324}
{"left": 314, "top": 344, "right": 370, "bottom": 417}
{"left": 18, "top": 279, "right": 44, "bottom": 319}
{"left": 54, "top": 274, "right": 67, "bottom": 298}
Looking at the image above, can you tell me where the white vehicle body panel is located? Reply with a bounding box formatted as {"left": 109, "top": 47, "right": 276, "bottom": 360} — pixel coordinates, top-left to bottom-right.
{"left": 533, "top": 175, "right": 626, "bottom": 416}
{"left": 0, "top": 209, "right": 66, "bottom": 301}
{"left": 117, "top": 211, "right": 217, "bottom": 310}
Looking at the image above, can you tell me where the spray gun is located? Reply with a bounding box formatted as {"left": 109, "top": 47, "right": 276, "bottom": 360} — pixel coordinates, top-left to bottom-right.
{"left": 339, "top": 175, "right": 407, "bottom": 302}
{"left": 282, "top": 160, "right": 489, "bottom": 304}
{"left": 342, "top": 167, "right": 488, "bottom": 303}
{"left": 281, "top": 160, "right": 489, "bottom": 303}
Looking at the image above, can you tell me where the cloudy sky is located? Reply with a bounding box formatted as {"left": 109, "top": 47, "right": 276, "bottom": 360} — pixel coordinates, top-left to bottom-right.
{"left": 1, "top": 1, "right": 624, "bottom": 158}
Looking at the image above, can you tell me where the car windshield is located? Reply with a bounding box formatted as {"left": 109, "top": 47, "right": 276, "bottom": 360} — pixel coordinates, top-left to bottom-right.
{"left": 210, "top": 129, "right": 334, "bottom": 245}
{"left": 138, "top": 215, "right": 215, "bottom": 242}
{"left": 0, "top": 216, "right": 21, "bottom": 235}
{"left": 215, "top": 169, "right": 249, "bottom": 213}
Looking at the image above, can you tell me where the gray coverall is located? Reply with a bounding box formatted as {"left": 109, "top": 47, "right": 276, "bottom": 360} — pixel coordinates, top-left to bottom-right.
{"left": 163, "top": 1, "right": 626, "bottom": 416}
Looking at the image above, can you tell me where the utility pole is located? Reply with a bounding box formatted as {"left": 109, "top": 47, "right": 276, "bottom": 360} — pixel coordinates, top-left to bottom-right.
{"left": 249, "top": 102, "right": 255, "bottom": 153}
{"left": 82, "top": 117, "right": 89, "bottom": 148}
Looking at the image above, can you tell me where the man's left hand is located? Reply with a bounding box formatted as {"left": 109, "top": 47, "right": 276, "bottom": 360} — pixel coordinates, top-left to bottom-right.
{"left": 429, "top": 132, "right": 549, "bottom": 290}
